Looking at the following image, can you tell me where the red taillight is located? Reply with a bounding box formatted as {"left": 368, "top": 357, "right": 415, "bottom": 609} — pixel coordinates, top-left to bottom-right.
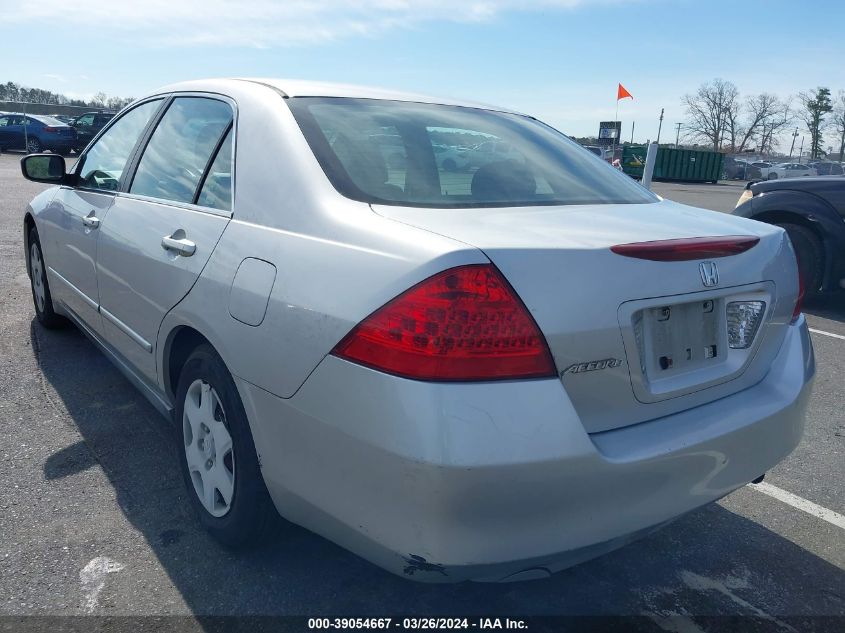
{"left": 611, "top": 236, "right": 760, "bottom": 261}
{"left": 331, "top": 264, "right": 556, "bottom": 381}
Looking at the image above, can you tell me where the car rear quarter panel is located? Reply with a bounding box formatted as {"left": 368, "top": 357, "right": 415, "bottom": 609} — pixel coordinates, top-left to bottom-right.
{"left": 160, "top": 208, "right": 486, "bottom": 400}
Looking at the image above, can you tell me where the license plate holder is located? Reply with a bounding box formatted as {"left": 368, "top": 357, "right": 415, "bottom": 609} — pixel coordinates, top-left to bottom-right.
{"left": 642, "top": 298, "right": 722, "bottom": 378}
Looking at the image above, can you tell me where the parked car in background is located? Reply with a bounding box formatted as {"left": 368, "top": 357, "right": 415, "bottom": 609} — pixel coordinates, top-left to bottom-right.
{"left": 0, "top": 113, "right": 76, "bottom": 154}
{"left": 734, "top": 176, "right": 845, "bottom": 294}
{"left": 465, "top": 140, "right": 525, "bottom": 168}
{"left": 20, "top": 78, "right": 812, "bottom": 583}
{"left": 811, "top": 162, "right": 844, "bottom": 176}
{"left": 723, "top": 157, "right": 761, "bottom": 180}
{"left": 760, "top": 163, "right": 817, "bottom": 180}
{"left": 50, "top": 114, "right": 77, "bottom": 125}
{"left": 432, "top": 143, "right": 471, "bottom": 171}
{"left": 71, "top": 111, "right": 115, "bottom": 152}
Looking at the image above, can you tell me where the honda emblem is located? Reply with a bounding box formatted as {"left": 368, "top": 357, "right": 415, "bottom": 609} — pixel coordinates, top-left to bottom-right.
{"left": 699, "top": 261, "right": 719, "bottom": 287}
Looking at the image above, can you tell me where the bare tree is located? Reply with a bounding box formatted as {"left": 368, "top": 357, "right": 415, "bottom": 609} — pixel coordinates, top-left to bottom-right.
{"left": 833, "top": 91, "right": 845, "bottom": 163}
{"left": 682, "top": 78, "right": 740, "bottom": 151}
{"left": 763, "top": 98, "right": 793, "bottom": 154}
{"left": 735, "top": 93, "right": 789, "bottom": 152}
{"left": 799, "top": 87, "right": 833, "bottom": 159}
{"left": 724, "top": 98, "right": 743, "bottom": 152}
{"left": 106, "top": 95, "right": 134, "bottom": 110}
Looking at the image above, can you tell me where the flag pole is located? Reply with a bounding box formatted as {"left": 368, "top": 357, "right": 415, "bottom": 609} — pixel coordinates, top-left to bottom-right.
{"left": 612, "top": 97, "right": 619, "bottom": 164}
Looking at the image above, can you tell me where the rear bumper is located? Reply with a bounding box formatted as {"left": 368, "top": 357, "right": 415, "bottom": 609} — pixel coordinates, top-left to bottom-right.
{"left": 237, "top": 318, "right": 814, "bottom": 583}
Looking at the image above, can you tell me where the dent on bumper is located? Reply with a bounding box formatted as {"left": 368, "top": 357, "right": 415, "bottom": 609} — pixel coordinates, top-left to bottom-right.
{"left": 236, "top": 319, "right": 814, "bottom": 583}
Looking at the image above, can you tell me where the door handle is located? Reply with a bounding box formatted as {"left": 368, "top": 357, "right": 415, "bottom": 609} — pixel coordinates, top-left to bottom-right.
{"left": 81, "top": 212, "right": 100, "bottom": 229}
{"left": 161, "top": 232, "right": 196, "bottom": 257}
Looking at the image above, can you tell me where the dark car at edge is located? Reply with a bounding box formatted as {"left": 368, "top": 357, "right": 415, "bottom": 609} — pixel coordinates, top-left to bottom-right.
{"left": 70, "top": 111, "right": 115, "bottom": 153}
{"left": 733, "top": 176, "right": 845, "bottom": 294}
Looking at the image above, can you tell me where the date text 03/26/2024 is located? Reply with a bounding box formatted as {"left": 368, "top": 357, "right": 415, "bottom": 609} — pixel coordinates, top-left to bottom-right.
{"left": 308, "top": 618, "right": 528, "bottom": 630}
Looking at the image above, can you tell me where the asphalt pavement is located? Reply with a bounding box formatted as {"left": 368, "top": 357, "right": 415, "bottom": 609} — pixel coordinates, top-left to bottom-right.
{"left": 0, "top": 154, "right": 842, "bottom": 631}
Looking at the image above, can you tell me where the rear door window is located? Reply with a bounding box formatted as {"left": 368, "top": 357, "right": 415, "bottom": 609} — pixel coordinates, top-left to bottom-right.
{"left": 130, "top": 97, "right": 233, "bottom": 205}
{"left": 196, "top": 127, "right": 234, "bottom": 211}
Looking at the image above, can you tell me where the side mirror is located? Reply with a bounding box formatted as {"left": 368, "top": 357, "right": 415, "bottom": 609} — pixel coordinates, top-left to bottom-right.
{"left": 21, "top": 154, "right": 69, "bottom": 184}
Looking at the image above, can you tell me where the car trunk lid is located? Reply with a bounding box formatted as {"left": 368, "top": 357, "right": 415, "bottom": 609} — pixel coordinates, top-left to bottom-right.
{"left": 373, "top": 199, "right": 799, "bottom": 432}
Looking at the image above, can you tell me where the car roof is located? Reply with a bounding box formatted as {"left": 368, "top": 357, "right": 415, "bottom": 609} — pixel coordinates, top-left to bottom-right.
{"left": 155, "top": 77, "right": 523, "bottom": 115}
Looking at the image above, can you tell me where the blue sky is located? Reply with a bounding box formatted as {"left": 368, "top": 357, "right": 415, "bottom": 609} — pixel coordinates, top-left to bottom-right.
{"left": 3, "top": 0, "right": 844, "bottom": 149}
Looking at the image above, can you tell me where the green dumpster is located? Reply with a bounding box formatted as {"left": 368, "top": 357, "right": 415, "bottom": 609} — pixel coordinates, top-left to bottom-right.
{"left": 621, "top": 146, "right": 724, "bottom": 183}
{"left": 621, "top": 145, "right": 648, "bottom": 179}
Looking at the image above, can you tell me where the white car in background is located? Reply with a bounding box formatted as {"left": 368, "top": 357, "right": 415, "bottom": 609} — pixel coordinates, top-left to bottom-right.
{"left": 761, "top": 162, "right": 817, "bottom": 180}
{"left": 432, "top": 143, "right": 471, "bottom": 171}
{"left": 20, "top": 78, "right": 814, "bottom": 583}
{"left": 465, "top": 139, "right": 525, "bottom": 168}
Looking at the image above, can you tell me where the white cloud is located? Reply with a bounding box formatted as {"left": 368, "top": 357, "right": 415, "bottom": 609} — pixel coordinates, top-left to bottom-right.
{"left": 43, "top": 73, "right": 68, "bottom": 82}
{"left": 9, "top": 0, "right": 619, "bottom": 48}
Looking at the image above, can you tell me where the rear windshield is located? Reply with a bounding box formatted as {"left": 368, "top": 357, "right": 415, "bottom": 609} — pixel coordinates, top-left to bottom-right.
{"left": 287, "top": 97, "right": 657, "bottom": 209}
{"left": 34, "top": 116, "right": 67, "bottom": 126}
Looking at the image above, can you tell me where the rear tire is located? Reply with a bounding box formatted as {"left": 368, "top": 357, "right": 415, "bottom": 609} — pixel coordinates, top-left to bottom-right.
{"left": 779, "top": 223, "right": 824, "bottom": 294}
{"left": 768, "top": 172, "right": 778, "bottom": 180}
{"left": 175, "top": 344, "right": 279, "bottom": 547}
{"left": 27, "top": 228, "right": 67, "bottom": 329}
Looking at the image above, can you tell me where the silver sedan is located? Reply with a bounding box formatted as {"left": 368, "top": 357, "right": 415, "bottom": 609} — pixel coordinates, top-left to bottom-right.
{"left": 20, "top": 79, "right": 814, "bottom": 583}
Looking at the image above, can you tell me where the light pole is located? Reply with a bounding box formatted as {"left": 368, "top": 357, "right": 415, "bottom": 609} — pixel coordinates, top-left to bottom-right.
{"left": 656, "top": 108, "right": 664, "bottom": 145}
{"left": 23, "top": 100, "right": 29, "bottom": 153}
{"left": 788, "top": 127, "right": 799, "bottom": 160}
{"left": 674, "top": 123, "right": 682, "bottom": 148}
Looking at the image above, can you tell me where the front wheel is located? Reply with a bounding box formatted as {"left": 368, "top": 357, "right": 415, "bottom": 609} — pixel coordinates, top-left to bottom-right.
{"left": 176, "top": 344, "right": 278, "bottom": 547}
{"left": 28, "top": 228, "right": 66, "bottom": 329}
{"left": 779, "top": 223, "right": 824, "bottom": 295}
{"left": 767, "top": 172, "right": 778, "bottom": 180}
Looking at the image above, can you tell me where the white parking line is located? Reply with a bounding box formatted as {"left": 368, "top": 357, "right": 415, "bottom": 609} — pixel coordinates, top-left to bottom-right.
{"left": 749, "top": 482, "right": 845, "bottom": 530}
{"left": 808, "top": 327, "right": 845, "bottom": 341}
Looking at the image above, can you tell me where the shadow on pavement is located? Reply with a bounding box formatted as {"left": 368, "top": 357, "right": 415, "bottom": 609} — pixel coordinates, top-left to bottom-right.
{"left": 32, "top": 320, "right": 845, "bottom": 621}
{"left": 804, "top": 293, "right": 845, "bottom": 325}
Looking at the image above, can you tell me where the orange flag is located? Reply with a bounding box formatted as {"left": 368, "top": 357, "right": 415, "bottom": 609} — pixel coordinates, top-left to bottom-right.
{"left": 617, "top": 83, "right": 633, "bottom": 101}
